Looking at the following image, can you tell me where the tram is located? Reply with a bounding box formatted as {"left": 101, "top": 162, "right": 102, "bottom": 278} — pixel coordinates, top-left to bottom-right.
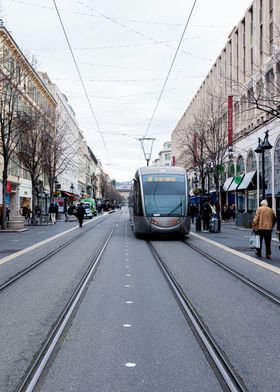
{"left": 129, "top": 165, "right": 191, "bottom": 237}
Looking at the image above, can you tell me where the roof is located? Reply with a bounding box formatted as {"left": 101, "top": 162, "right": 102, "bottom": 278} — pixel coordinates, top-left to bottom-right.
{"left": 137, "top": 165, "right": 186, "bottom": 177}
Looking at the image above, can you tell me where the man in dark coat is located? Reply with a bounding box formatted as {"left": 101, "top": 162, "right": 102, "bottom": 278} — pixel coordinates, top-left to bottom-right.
{"left": 76, "top": 202, "right": 86, "bottom": 227}
{"left": 202, "top": 200, "right": 212, "bottom": 232}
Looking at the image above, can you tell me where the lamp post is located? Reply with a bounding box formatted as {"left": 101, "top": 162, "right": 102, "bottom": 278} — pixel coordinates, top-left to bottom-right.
{"left": 254, "top": 130, "right": 273, "bottom": 201}
{"left": 193, "top": 173, "right": 201, "bottom": 231}
{"left": 70, "top": 183, "right": 74, "bottom": 205}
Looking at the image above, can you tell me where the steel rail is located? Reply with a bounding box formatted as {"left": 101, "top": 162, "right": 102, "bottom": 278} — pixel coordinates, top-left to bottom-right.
{"left": 0, "top": 215, "right": 109, "bottom": 293}
{"left": 147, "top": 241, "right": 248, "bottom": 392}
{"left": 16, "top": 222, "right": 118, "bottom": 392}
{"left": 184, "top": 241, "right": 280, "bottom": 307}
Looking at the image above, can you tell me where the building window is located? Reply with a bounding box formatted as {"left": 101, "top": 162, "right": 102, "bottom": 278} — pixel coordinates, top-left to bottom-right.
{"left": 246, "top": 150, "right": 257, "bottom": 171}
{"left": 236, "top": 156, "right": 245, "bottom": 174}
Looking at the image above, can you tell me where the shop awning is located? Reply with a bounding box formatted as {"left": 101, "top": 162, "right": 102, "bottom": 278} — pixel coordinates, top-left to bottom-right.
{"left": 237, "top": 171, "right": 256, "bottom": 190}
{"left": 227, "top": 175, "right": 244, "bottom": 191}
{"left": 61, "top": 190, "right": 76, "bottom": 198}
{"left": 221, "top": 177, "right": 234, "bottom": 191}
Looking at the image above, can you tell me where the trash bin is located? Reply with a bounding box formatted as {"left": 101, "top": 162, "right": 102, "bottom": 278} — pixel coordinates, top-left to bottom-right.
{"left": 195, "top": 216, "right": 201, "bottom": 231}
{"left": 244, "top": 212, "right": 253, "bottom": 228}
{"left": 235, "top": 211, "right": 245, "bottom": 226}
{"left": 209, "top": 218, "right": 219, "bottom": 233}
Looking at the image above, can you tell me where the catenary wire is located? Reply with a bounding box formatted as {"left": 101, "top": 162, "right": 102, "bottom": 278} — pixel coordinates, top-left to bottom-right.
{"left": 143, "top": 0, "right": 197, "bottom": 139}
{"left": 52, "top": 0, "right": 111, "bottom": 161}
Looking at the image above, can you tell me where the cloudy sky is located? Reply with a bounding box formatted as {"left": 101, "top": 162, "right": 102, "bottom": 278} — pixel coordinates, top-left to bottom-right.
{"left": 2, "top": 0, "right": 253, "bottom": 181}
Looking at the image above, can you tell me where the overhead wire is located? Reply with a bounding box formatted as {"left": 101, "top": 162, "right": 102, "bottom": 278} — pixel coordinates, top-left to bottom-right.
{"left": 52, "top": 0, "right": 111, "bottom": 161}
{"left": 143, "top": 0, "right": 198, "bottom": 138}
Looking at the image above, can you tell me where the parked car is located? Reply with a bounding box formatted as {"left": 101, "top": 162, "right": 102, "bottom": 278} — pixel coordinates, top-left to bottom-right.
{"left": 82, "top": 198, "right": 97, "bottom": 217}
{"left": 82, "top": 202, "right": 93, "bottom": 219}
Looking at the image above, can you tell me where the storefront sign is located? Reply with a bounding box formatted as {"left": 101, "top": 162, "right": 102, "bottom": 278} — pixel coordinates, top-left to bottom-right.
{"left": 228, "top": 95, "right": 233, "bottom": 146}
{"left": 6, "top": 182, "right": 12, "bottom": 193}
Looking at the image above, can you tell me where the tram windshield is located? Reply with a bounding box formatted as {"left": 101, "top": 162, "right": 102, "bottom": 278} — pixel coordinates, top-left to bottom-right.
{"left": 142, "top": 174, "right": 186, "bottom": 217}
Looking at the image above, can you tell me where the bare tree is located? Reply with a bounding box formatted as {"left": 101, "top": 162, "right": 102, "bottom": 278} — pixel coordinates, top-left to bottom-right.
{"left": 16, "top": 113, "right": 51, "bottom": 222}
{"left": 0, "top": 58, "right": 32, "bottom": 229}
{"left": 42, "top": 112, "right": 78, "bottom": 200}
{"left": 178, "top": 92, "right": 228, "bottom": 208}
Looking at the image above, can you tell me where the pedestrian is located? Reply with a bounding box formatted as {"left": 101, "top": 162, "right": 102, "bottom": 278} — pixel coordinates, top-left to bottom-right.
{"left": 54, "top": 203, "right": 59, "bottom": 220}
{"left": 76, "top": 202, "right": 86, "bottom": 227}
{"left": 202, "top": 199, "right": 212, "bottom": 232}
{"left": 6, "top": 206, "right": 10, "bottom": 221}
{"left": 35, "top": 205, "right": 41, "bottom": 224}
{"left": 229, "top": 203, "right": 236, "bottom": 220}
{"left": 64, "top": 204, "right": 69, "bottom": 222}
{"left": 252, "top": 199, "right": 276, "bottom": 259}
{"left": 190, "top": 204, "right": 196, "bottom": 223}
{"left": 49, "top": 202, "right": 56, "bottom": 224}
{"left": 276, "top": 207, "right": 280, "bottom": 249}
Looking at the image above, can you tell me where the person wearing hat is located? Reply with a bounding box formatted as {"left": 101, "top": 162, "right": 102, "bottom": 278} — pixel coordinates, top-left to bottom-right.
{"left": 252, "top": 199, "right": 276, "bottom": 259}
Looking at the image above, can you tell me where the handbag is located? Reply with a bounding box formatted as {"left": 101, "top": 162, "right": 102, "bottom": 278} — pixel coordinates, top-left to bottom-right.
{"left": 249, "top": 232, "right": 260, "bottom": 248}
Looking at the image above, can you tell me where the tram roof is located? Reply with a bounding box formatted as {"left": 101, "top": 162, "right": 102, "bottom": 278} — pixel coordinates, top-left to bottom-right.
{"left": 136, "top": 165, "right": 186, "bottom": 177}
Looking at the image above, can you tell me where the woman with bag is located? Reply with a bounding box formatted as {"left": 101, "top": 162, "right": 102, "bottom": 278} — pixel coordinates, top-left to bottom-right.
{"left": 252, "top": 199, "right": 276, "bottom": 259}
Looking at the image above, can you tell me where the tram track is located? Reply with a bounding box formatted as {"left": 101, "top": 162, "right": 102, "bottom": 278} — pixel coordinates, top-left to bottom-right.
{"left": 15, "top": 220, "right": 118, "bottom": 392}
{"left": 183, "top": 240, "right": 280, "bottom": 307}
{"left": 0, "top": 215, "right": 111, "bottom": 294}
{"left": 147, "top": 240, "right": 248, "bottom": 392}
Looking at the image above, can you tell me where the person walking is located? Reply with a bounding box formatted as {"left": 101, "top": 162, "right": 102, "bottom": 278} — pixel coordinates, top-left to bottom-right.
{"left": 252, "top": 199, "right": 276, "bottom": 259}
{"left": 276, "top": 207, "right": 280, "bottom": 249}
{"left": 49, "top": 202, "right": 57, "bottom": 224}
{"left": 202, "top": 200, "right": 212, "bottom": 232}
{"left": 76, "top": 202, "right": 86, "bottom": 227}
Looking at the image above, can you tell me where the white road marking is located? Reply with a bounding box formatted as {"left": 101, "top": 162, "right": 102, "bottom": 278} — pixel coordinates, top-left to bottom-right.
{"left": 190, "top": 232, "right": 280, "bottom": 276}
{"left": 126, "top": 301, "right": 133, "bottom": 304}
{"left": 125, "top": 274, "right": 131, "bottom": 277}
{"left": 0, "top": 215, "right": 105, "bottom": 266}
{"left": 123, "top": 324, "right": 131, "bottom": 327}
{"left": 125, "top": 363, "right": 136, "bottom": 367}
{"left": 124, "top": 285, "right": 130, "bottom": 288}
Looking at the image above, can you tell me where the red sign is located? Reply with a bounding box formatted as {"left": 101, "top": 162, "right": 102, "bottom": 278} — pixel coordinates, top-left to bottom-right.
{"left": 6, "top": 182, "right": 12, "bottom": 193}
{"left": 228, "top": 95, "right": 233, "bottom": 146}
{"left": 172, "top": 156, "right": 176, "bottom": 166}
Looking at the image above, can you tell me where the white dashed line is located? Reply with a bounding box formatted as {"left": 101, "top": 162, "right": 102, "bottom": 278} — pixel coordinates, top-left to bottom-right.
{"left": 125, "top": 363, "right": 136, "bottom": 367}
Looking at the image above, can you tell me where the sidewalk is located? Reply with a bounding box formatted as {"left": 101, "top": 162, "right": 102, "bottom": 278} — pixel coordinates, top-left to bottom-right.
{"left": 191, "top": 220, "right": 280, "bottom": 263}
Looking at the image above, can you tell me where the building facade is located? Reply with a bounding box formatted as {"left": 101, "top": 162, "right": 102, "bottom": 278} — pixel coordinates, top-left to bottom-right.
{"left": 0, "top": 23, "right": 57, "bottom": 219}
{"left": 172, "top": 0, "right": 280, "bottom": 212}
{"left": 153, "top": 141, "right": 172, "bottom": 166}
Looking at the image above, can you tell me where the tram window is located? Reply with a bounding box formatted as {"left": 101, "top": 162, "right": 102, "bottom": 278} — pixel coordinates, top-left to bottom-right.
{"left": 142, "top": 174, "right": 186, "bottom": 217}
{"left": 134, "top": 177, "right": 143, "bottom": 216}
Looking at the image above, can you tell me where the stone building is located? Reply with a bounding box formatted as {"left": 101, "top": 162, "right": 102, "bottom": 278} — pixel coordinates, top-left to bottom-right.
{"left": 172, "top": 0, "right": 280, "bottom": 214}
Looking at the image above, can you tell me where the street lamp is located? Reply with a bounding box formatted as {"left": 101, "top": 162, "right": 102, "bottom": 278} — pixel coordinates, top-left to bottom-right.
{"left": 193, "top": 173, "right": 202, "bottom": 231}
{"left": 206, "top": 165, "right": 212, "bottom": 199}
{"left": 254, "top": 130, "right": 273, "bottom": 200}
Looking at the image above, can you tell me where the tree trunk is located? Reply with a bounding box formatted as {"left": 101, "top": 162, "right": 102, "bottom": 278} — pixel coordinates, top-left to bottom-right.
{"left": 1, "top": 165, "right": 8, "bottom": 230}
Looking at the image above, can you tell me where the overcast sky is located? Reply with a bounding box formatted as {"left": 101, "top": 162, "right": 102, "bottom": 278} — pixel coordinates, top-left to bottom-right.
{"left": 2, "top": 0, "right": 253, "bottom": 181}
